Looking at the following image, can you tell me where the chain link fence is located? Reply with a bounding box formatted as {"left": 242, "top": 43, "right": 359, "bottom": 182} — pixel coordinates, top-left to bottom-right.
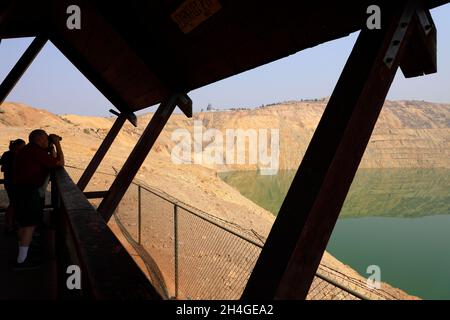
{"left": 64, "top": 165, "right": 395, "bottom": 300}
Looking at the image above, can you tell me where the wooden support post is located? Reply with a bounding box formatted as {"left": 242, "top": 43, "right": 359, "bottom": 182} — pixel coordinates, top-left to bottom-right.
{"left": 242, "top": 2, "right": 435, "bottom": 300}
{"left": 77, "top": 113, "right": 126, "bottom": 191}
{"left": 0, "top": 35, "right": 47, "bottom": 104}
{"left": 98, "top": 93, "right": 191, "bottom": 222}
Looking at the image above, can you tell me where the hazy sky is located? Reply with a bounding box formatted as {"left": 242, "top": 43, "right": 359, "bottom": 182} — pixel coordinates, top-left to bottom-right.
{"left": 0, "top": 4, "right": 449, "bottom": 116}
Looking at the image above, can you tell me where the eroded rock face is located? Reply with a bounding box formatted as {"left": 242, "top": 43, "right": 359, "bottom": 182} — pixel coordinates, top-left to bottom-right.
{"left": 1, "top": 100, "right": 447, "bottom": 300}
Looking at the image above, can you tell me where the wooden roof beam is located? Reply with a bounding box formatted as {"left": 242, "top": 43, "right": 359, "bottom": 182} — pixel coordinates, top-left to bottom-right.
{"left": 242, "top": 0, "right": 435, "bottom": 300}
{"left": 0, "top": 35, "right": 47, "bottom": 104}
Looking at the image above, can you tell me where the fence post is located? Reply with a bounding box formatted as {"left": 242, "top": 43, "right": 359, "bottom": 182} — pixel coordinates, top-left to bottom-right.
{"left": 174, "top": 204, "right": 179, "bottom": 299}
{"left": 138, "top": 185, "right": 141, "bottom": 245}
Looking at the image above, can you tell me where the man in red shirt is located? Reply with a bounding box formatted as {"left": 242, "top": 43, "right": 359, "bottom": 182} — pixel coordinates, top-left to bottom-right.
{"left": 13, "top": 129, "right": 64, "bottom": 270}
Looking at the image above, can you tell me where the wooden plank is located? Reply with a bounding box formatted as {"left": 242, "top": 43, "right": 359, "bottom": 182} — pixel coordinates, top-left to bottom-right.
{"left": 54, "top": 168, "right": 161, "bottom": 299}
{"left": 242, "top": 2, "right": 428, "bottom": 300}
{"left": 77, "top": 114, "right": 126, "bottom": 191}
{"left": 400, "top": 8, "right": 437, "bottom": 77}
{"left": 98, "top": 94, "right": 185, "bottom": 222}
{"left": 0, "top": 35, "right": 47, "bottom": 104}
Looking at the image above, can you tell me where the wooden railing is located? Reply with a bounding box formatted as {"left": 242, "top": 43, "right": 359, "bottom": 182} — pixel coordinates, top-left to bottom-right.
{"left": 51, "top": 167, "right": 161, "bottom": 299}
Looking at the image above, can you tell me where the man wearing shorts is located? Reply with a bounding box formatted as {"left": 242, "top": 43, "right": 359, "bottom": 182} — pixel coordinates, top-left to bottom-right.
{"left": 13, "top": 129, "right": 64, "bottom": 270}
